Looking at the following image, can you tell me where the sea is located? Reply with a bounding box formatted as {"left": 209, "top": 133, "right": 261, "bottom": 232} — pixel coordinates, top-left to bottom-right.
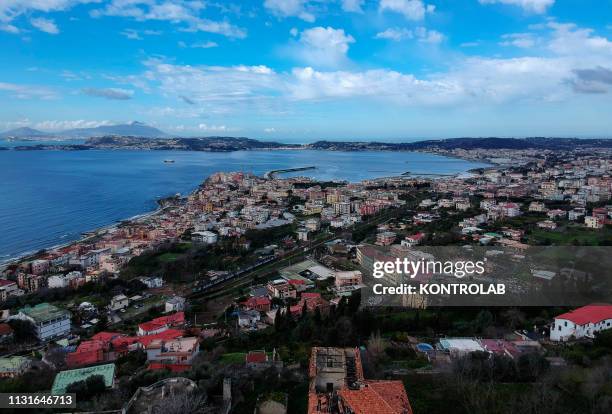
{"left": 0, "top": 143, "right": 490, "bottom": 263}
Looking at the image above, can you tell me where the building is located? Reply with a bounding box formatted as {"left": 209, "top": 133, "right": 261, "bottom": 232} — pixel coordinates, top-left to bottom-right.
{"left": 0, "top": 323, "right": 14, "bottom": 343}
{"left": 165, "top": 296, "right": 186, "bottom": 313}
{"left": 137, "top": 312, "right": 185, "bottom": 336}
{"left": 438, "top": 338, "right": 485, "bottom": 357}
{"left": 138, "top": 276, "right": 164, "bottom": 289}
{"left": 109, "top": 294, "right": 129, "bottom": 311}
{"left": 237, "top": 309, "right": 261, "bottom": 328}
{"left": 242, "top": 296, "right": 272, "bottom": 312}
{"left": 51, "top": 363, "right": 116, "bottom": 395}
{"left": 334, "top": 271, "right": 363, "bottom": 289}
{"left": 146, "top": 337, "right": 199, "bottom": 372}
{"left": 0, "top": 279, "right": 18, "bottom": 302}
{"left": 0, "top": 356, "right": 30, "bottom": 378}
{"left": 297, "top": 228, "right": 309, "bottom": 241}
{"left": 550, "top": 304, "right": 612, "bottom": 341}
{"left": 266, "top": 280, "right": 297, "bottom": 299}
{"left": 307, "top": 347, "right": 412, "bottom": 414}
{"left": 585, "top": 215, "right": 604, "bottom": 229}
{"left": 12, "top": 303, "right": 71, "bottom": 342}
{"left": 192, "top": 230, "right": 218, "bottom": 244}
{"left": 376, "top": 231, "right": 396, "bottom": 246}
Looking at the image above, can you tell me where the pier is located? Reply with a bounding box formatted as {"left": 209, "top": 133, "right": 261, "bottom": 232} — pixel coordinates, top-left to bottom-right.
{"left": 264, "top": 166, "right": 316, "bottom": 179}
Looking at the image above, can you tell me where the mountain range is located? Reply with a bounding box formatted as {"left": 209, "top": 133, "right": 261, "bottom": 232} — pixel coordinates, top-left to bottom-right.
{"left": 0, "top": 122, "right": 168, "bottom": 139}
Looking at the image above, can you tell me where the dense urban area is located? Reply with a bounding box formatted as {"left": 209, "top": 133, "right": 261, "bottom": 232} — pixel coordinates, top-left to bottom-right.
{"left": 1, "top": 142, "right": 612, "bottom": 414}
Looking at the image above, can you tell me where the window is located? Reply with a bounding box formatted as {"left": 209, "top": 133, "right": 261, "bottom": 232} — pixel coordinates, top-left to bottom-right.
{"left": 558, "top": 326, "right": 561, "bottom": 331}
{"left": 564, "top": 321, "right": 567, "bottom": 327}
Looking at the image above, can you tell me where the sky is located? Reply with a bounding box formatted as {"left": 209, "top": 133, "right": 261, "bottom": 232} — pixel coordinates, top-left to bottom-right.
{"left": 1, "top": 0, "right": 612, "bottom": 142}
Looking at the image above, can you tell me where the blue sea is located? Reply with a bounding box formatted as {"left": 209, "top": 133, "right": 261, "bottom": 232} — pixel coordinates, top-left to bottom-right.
{"left": 0, "top": 147, "right": 489, "bottom": 262}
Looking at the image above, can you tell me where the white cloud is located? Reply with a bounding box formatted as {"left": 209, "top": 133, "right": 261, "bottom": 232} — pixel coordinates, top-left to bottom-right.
{"left": 341, "top": 0, "right": 365, "bottom": 13}
{"left": 30, "top": 17, "right": 59, "bottom": 34}
{"left": 120, "top": 28, "right": 162, "bottom": 40}
{"left": 115, "top": 22, "right": 612, "bottom": 118}
{"left": 34, "top": 119, "right": 114, "bottom": 131}
{"left": 198, "top": 123, "right": 229, "bottom": 132}
{"left": 92, "top": 1, "right": 246, "bottom": 38}
{"left": 178, "top": 40, "right": 218, "bottom": 48}
{"left": 264, "top": 127, "right": 276, "bottom": 132}
{"left": 478, "top": 0, "right": 554, "bottom": 14}
{"left": 82, "top": 87, "right": 134, "bottom": 100}
{"left": 376, "top": 27, "right": 443, "bottom": 43}
{"left": 293, "top": 26, "right": 355, "bottom": 68}
{"left": 264, "top": 0, "right": 315, "bottom": 22}
{"left": 0, "top": 24, "right": 19, "bottom": 33}
{"left": 375, "top": 27, "right": 413, "bottom": 41}
{"left": 500, "top": 33, "right": 536, "bottom": 48}
{"left": 379, "top": 0, "right": 435, "bottom": 21}
{"left": 414, "top": 27, "right": 444, "bottom": 44}
{"left": 0, "top": 82, "right": 58, "bottom": 99}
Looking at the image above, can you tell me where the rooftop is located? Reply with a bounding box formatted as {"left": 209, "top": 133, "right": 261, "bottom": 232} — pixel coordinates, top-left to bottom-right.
{"left": 18, "top": 303, "right": 70, "bottom": 324}
{"left": 555, "top": 304, "right": 612, "bottom": 325}
{"left": 51, "top": 363, "right": 115, "bottom": 394}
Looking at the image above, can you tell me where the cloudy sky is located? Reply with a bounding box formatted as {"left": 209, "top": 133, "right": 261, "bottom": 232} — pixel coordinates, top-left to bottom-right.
{"left": 1, "top": 0, "right": 612, "bottom": 141}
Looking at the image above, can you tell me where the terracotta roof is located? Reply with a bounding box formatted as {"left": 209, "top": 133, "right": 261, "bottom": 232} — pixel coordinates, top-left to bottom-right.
{"left": 339, "top": 381, "right": 412, "bottom": 414}
{"left": 0, "top": 279, "right": 16, "bottom": 287}
{"left": 0, "top": 323, "right": 13, "bottom": 336}
{"left": 246, "top": 351, "right": 267, "bottom": 363}
{"left": 555, "top": 304, "right": 612, "bottom": 325}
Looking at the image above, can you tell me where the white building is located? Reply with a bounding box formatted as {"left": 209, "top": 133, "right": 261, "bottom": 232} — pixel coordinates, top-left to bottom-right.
{"left": 165, "top": 296, "right": 186, "bottom": 313}
{"left": 192, "top": 230, "right": 218, "bottom": 244}
{"left": 550, "top": 304, "right": 612, "bottom": 341}
{"left": 12, "top": 303, "right": 71, "bottom": 342}
{"left": 109, "top": 294, "right": 129, "bottom": 311}
{"left": 138, "top": 276, "right": 164, "bottom": 289}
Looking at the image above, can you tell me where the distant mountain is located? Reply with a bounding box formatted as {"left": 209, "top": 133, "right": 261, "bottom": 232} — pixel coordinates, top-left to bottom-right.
{"left": 0, "top": 127, "right": 54, "bottom": 139}
{"left": 61, "top": 122, "right": 168, "bottom": 138}
{"left": 307, "top": 137, "right": 612, "bottom": 151}
{"left": 86, "top": 135, "right": 297, "bottom": 151}
{"left": 0, "top": 122, "right": 168, "bottom": 140}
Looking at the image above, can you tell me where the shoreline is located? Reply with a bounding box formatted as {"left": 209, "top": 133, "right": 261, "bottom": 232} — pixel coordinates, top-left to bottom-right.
{"left": 0, "top": 151, "right": 487, "bottom": 268}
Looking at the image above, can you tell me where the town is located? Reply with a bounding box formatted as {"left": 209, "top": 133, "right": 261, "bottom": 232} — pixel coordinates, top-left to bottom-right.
{"left": 1, "top": 146, "right": 611, "bottom": 413}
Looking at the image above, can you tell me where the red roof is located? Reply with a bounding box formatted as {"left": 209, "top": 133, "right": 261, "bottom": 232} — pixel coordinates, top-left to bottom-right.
{"left": 0, "top": 323, "right": 13, "bottom": 336}
{"left": 137, "top": 329, "right": 184, "bottom": 347}
{"left": 242, "top": 296, "right": 271, "bottom": 308}
{"left": 555, "top": 304, "right": 612, "bottom": 325}
{"left": 288, "top": 279, "right": 306, "bottom": 285}
{"left": 0, "top": 279, "right": 16, "bottom": 287}
{"left": 338, "top": 381, "right": 412, "bottom": 414}
{"left": 407, "top": 232, "right": 425, "bottom": 241}
{"left": 138, "top": 312, "right": 185, "bottom": 333}
{"left": 91, "top": 331, "right": 122, "bottom": 343}
{"left": 246, "top": 351, "right": 267, "bottom": 363}
{"left": 301, "top": 292, "right": 321, "bottom": 300}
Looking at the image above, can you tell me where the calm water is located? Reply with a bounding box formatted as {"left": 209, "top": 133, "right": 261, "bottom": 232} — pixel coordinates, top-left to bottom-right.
{"left": 0, "top": 149, "right": 489, "bottom": 261}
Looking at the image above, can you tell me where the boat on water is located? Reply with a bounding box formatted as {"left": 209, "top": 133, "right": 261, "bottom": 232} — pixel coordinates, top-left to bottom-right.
{"left": 163, "top": 159, "right": 175, "bottom": 163}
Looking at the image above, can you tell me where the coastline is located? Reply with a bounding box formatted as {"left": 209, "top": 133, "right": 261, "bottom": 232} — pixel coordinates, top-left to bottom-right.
{"left": 0, "top": 150, "right": 488, "bottom": 268}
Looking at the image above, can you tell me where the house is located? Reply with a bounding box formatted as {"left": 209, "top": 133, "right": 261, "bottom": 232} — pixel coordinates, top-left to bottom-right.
{"left": 334, "top": 271, "right": 363, "bottom": 289}
{"left": 297, "top": 228, "right": 309, "bottom": 241}
{"left": 109, "top": 294, "right": 129, "bottom": 311}
{"left": 0, "top": 356, "right": 30, "bottom": 378}
{"left": 192, "top": 230, "right": 218, "bottom": 244}
{"left": 137, "top": 312, "right": 185, "bottom": 336}
{"left": 585, "top": 215, "right": 604, "bottom": 229}
{"left": 51, "top": 363, "right": 116, "bottom": 395}
{"left": 65, "top": 339, "right": 110, "bottom": 368}
{"left": 307, "top": 347, "right": 412, "bottom": 414}
{"left": 550, "top": 304, "right": 612, "bottom": 341}
{"left": 138, "top": 276, "right": 164, "bottom": 289}
{"left": 237, "top": 309, "right": 261, "bottom": 328}
{"left": 376, "top": 231, "right": 396, "bottom": 246}
{"left": 0, "top": 279, "right": 18, "bottom": 302}
{"left": 401, "top": 232, "right": 425, "bottom": 247}
{"left": 146, "top": 336, "right": 199, "bottom": 372}
{"left": 12, "top": 303, "right": 71, "bottom": 342}
{"left": 266, "top": 280, "right": 297, "bottom": 299}
{"left": 165, "top": 296, "right": 186, "bottom": 313}
{"left": 0, "top": 323, "right": 14, "bottom": 343}
{"left": 242, "top": 296, "right": 272, "bottom": 312}
{"left": 438, "top": 338, "right": 484, "bottom": 357}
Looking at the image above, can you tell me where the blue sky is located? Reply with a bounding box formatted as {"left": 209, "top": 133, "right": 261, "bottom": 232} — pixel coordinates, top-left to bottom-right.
{"left": 1, "top": 0, "right": 612, "bottom": 142}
